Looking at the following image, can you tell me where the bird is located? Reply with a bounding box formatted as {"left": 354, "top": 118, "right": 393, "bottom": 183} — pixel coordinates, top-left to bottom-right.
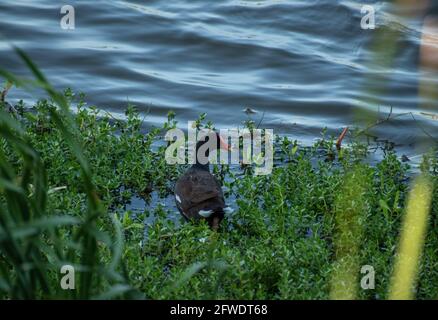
{"left": 174, "top": 131, "right": 231, "bottom": 230}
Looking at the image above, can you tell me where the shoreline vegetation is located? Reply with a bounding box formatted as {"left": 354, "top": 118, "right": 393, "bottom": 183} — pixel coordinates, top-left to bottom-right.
{"left": 1, "top": 50, "right": 438, "bottom": 299}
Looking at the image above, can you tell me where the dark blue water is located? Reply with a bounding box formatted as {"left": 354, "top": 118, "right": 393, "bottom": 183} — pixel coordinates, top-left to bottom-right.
{"left": 1, "top": 0, "right": 438, "bottom": 156}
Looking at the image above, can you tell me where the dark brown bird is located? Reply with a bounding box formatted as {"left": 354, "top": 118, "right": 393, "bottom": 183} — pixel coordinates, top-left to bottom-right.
{"left": 174, "top": 131, "right": 231, "bottom": 230}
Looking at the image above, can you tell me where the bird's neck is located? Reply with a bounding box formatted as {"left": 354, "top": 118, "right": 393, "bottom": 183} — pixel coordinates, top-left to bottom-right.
{"left": 192, "top": 162, "right": 210, "bottom": 172}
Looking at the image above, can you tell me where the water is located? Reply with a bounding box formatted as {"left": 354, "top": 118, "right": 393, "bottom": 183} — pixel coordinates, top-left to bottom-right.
{"left": 1, "top": 0, "right": 438, "bottom": 158}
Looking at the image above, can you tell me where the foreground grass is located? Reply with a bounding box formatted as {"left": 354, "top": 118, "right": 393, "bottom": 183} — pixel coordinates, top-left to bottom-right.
{"left": 1, "top": 90, "right": 438, "bottom": 299}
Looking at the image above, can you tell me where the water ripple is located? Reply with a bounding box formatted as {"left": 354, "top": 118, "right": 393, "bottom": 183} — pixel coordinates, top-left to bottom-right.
{"left": 0, "top": 0, "right": 437, "bottom": 152}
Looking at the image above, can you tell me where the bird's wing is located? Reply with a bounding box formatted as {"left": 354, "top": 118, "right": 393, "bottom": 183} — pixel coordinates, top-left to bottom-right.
{"left": 175, "top": 170, "right": 223, "bottom": 212}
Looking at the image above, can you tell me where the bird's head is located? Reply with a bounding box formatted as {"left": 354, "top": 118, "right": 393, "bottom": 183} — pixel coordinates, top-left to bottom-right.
{"left": 194, "top": 131, "right": 231, "bottom": 168}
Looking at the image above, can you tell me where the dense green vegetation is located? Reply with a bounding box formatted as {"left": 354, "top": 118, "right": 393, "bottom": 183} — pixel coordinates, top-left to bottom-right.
{"left": 1, "top": 49, "right": 438, "bottom": 300}
{"left": 1, "top": 88, "right": 438, "bottom": 299}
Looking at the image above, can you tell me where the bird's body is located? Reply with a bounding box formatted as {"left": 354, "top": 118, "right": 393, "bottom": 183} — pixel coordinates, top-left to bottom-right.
{"left": 175, "top": 166, "right": 225, "bottom": 228}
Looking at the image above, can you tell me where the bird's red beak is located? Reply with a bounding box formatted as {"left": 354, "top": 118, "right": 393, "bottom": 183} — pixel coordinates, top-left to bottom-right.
{"left": 218, "top": 134, "right": 231, "bottom": 151}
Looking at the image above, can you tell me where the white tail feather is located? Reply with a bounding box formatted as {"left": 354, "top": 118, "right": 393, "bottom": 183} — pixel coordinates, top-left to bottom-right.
{"left": 198, "top": 209, "right": 214, "bottom": 218}
{"left": 223, "top": 206, "right": 234, "bottom": 214}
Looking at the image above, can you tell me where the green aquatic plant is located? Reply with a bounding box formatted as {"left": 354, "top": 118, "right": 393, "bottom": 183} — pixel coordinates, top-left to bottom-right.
{"left": 2, "top": 89, "right": 438, "bottom": 299}
{"left": 389, "top": 175, "right": 433, "bottom": 299}
{"left": 330, "top": 165, "right": 371, "bottom": 300}
{"left": 1, "top": 48, "right": 438, "bottom": 300}
{"left": 0, "top": 48, "right": 137, "bottom": 299}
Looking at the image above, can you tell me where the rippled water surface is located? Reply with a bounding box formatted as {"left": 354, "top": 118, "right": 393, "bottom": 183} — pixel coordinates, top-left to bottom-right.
{"left": 1, "top": 0, "right": 438, "bottom": 155}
